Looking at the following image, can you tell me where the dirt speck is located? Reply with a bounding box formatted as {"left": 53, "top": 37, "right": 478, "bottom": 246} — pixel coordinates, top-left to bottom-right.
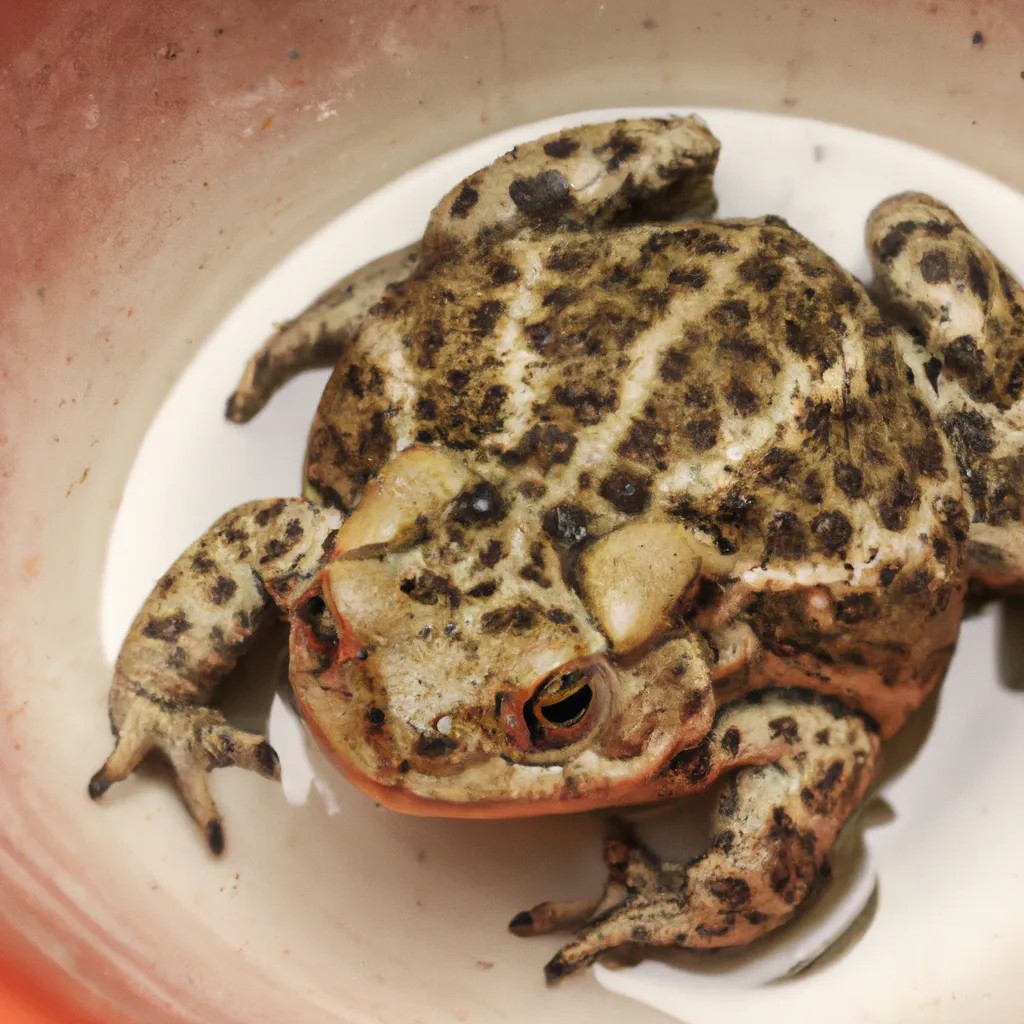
{"left": 972, "top": 30, "right": 984, "bottom": 45}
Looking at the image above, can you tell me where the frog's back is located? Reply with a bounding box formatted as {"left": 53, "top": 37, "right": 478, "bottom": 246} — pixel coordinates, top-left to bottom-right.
{"left": 305, "top": 218, "right": 960, "bottom": 572}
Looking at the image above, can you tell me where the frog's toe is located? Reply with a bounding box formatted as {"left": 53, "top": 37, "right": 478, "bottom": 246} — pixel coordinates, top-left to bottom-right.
{"left": 89, "top": 691, "right": 279, "bottom": 854}
{"left": 508, "top": 898, "right": 601, "bottom": 938}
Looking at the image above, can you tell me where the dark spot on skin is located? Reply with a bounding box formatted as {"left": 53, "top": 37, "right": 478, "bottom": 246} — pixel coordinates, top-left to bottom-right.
{"left": 470, "top": 299, "right": 505, "bottom": 335}
{"left": 601, "top": 132, "right": 640, "bottom": 171}
{"left": 502, "top": 424, "right": 578, "bottom": 471}
{"left": 811, "top": 510, "right": 853, "bottom": 553}
{"left": 223, "top": 526, "right": 249, "bottom": 544}
{"left": 712, "top": 831, "right": 735, "bottom": 854}
{"left": 695, "top": 923, "right": 731, "bottom": 939}
{"left": 801, "top": 471, "right": 824, "bottom": 505}
{"left": 356, "top": 648, "right": 369, "bottom": 660}
{"left": 709, "top": 877, "right": 751, "bottom": 910}
{"left": 542, "top": 504, "right": 589, "bottom": 547}
{"left": 764, "top": 511, "right": 806, "bottom": 562}
{"left": 725, "top": 378, "right": 760, "bottom": 416}
{"left": 875, "top": 220, "right": 917, "bottom": 262}
{"left": 668, "top": 267, "right": 708, "bottom": 289}
{"left": 768, "top": 716, "right": 800, "bottom": 743}
{"left": 685, "top": 687, "right": 709, "bottom": 716}
{"left": 599, "top": 469, "right": 651, "bottom": 514}
{"left": 919, "top": 249, "right": 950, "bottom": 283}
{"left": 923, "top": 356, "right": 943, "bottom": 394}
{"left": 543, "top": 136, "right": 580, "bottom": 158}
{"left": 721, "top": 727, "right": 741, "bottom": 756}
{"left": 479, "top": 540, "right": 505, "bottom": 567}
{"left": 296, "top": 593, "right": 339, "bottom": 648}
{"left": 209, "top": 576, "right": 237, "bottom": 605}
{"left": 400, "top": 571, "right": 462, "bottom": 609}
{"left": 191, "top": 554, "right": 215, "bottom": 574}
{"left": 545, "top": 608, "right": 573, "bottom": 626}
{"left": 711, "top": 298, "right": 751, "bottom": 327}
{"left": 833, "top": 462, "right": 863, "bottom": 499}
{"left": 972, "top": 29, "right": 984, "bottom": 44}
{"left": 508, "top": 170, "right": 571, "bottom": 216}
{"left": 467, "top": 580, "right": 498, "bottom": 599}
{"left": 481, "top": 604, "right": 538, "bottom": 633}
{"left": 398, "top": 759, "right": 410, "bottom": 773}
{"left": 738, "top": 255, "right": 784, "bottom": 292}
{"left": 664, "top": 736, "right": 712, "bottom": 784}
{"left": 143, "top": 611, "right": 191, "bottom": 641}
{"left": 686, "top": 415, "right": 721, "bottom": 452}
{"left": 450, "top": 183, "right": 479, "bottom": 218}
{"left": 815, "top": 729, "right": 831, "bottom": 745}
{"left": 944, "top": 409, "right": 995, "bottom": 454}
{"left": 966, "top": 252, "right": 990, "bottom": 305}
{"left": 745, "top": 911, "right": 767, "bottom": 925}
{"left": 877, "top": 473, "right": 921, "bottom": 532}
{"left": 415, "top": 733, "right": 459, "bottom": 757}
{"left": 450, "top": 482, "right": 506, "bottom": 527}
{"left": 285, "top": 519, "right": 303, "bottom": 540}
{"left": 254, "top": 499, "right": 287, "bottom": 527}
{"left": 817, "top": 760, "right": 845, "bottom": 794}
{"left": 367, "top": 707, "right": 386, "bottom": 726}
{"left": 490, "top": 261, "right": 520, "bottom": 285}
{"left": 801, "top": 786, "right": 815, "bottom": 808}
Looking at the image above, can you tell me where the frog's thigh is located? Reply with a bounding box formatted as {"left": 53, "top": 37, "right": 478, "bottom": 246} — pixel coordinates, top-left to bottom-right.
{"left": 531, "top": 694, "right": 879, "bottom": 982}
{"left": 423, "top": 116, "right": 721, "bottom": 254}
{"left": 867, "top": 193, "right": 1024, "bottom": 593}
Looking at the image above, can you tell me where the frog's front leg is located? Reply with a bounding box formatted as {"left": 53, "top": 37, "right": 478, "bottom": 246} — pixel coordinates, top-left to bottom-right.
{"left": 423, "top": 116, "right": 721, "bottom": 258}
{"left": 89, "top": 498, "right": 342, "bottom": 853}
{"left": 226, "top": 243, "right": 421, "bottom": 424}
{"left": 513, "top": 693, "right": 878, "bottom": 983}
{"left": 867, "top": 193, "right": 1024, "bottom": 591}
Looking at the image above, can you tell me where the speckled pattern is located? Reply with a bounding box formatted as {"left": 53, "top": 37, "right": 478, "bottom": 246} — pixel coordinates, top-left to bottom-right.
{"left": 93, "top": 117, "right": 1022, "bottom": 983}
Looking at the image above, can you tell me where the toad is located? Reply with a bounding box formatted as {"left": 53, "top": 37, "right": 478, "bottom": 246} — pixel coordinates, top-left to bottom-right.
{"left": 90, "top": 116, "right": 1024, "bottom": 982}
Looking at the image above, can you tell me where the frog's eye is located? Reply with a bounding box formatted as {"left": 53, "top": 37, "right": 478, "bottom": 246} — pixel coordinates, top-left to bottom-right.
{"left": 523, "top": 659, "right": 605, "bottom": 749}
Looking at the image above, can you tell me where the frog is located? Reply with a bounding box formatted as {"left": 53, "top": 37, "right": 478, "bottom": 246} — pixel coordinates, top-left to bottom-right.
{"left": 89, "top": 116, "right": 1024, "bottom": 983}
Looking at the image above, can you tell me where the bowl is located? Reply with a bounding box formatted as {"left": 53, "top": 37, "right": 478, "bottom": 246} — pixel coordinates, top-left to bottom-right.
{"left": 3, "top": 2, "right": 1023, "bottom": 1022}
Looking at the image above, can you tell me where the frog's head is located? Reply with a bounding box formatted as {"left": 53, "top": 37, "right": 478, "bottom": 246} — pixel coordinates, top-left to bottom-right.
{"left": 289, "top": 447, "right": 720, "bottom": 817}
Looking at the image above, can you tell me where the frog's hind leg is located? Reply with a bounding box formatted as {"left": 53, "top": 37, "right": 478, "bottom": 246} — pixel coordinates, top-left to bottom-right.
{"left": 89, "top": 498, "right": 342, "bottom": 852}
{"left": 512, "top": 693, "right": 878, "bottom": 983}
{"left": 867, "top": 193, "right": 1024, "bottom": 592}
{"left": 423, "top": 116, "right": 721, "bottom": 260}
{"left": 225, "top": 242, "right": 420, "bottom": 423}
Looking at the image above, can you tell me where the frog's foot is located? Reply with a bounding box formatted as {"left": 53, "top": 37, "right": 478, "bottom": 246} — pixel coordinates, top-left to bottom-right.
{"left": 226, "top": 242, "right": 420, "bottom": 423}
{"left": 89, "top": 684, "right": 280, "bottom": 854}
{"left": 514, "top": 693, "right": 878, "bottom": 983}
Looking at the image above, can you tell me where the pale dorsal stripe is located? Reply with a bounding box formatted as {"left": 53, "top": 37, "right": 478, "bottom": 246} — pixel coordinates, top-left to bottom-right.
{"left": 553, "top": 284, "right": 731, "bottom": 488}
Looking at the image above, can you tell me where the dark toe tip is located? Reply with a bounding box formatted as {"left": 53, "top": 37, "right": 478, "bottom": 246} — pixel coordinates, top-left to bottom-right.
{"left": 543, "top": 954, "right": 576, "bottom": 985}
{"left": 256, "top": 741, "right": 280, "bottom": 777}
{"left": 205, "top": 819, "right": 225, "bottom": 856}
{"left": 508, "top": 910, "right": 535, "bottom": 936}
{"left": 87, "top": 772, "right": 111, "bottom": 800}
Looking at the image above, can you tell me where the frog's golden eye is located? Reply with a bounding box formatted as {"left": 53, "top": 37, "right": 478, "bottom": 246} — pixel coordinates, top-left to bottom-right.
{"left": 524, "top": 659, "right": 603, "bottom": 749}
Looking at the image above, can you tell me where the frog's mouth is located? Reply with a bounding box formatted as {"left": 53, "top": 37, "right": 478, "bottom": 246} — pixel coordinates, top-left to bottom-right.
{"left": 287, "top": 582, "right": 709, "bottom": 818}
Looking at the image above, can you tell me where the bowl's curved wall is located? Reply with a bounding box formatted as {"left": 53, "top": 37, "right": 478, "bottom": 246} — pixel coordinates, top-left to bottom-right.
{"left": 2, "top": 2, "right": 1023, "bottom": 1022}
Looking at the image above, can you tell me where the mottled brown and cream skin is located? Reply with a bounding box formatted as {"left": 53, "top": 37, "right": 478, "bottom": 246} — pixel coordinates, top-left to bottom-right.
{"left": 93, "top": 117, "right": 1024, "bottom": 982}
